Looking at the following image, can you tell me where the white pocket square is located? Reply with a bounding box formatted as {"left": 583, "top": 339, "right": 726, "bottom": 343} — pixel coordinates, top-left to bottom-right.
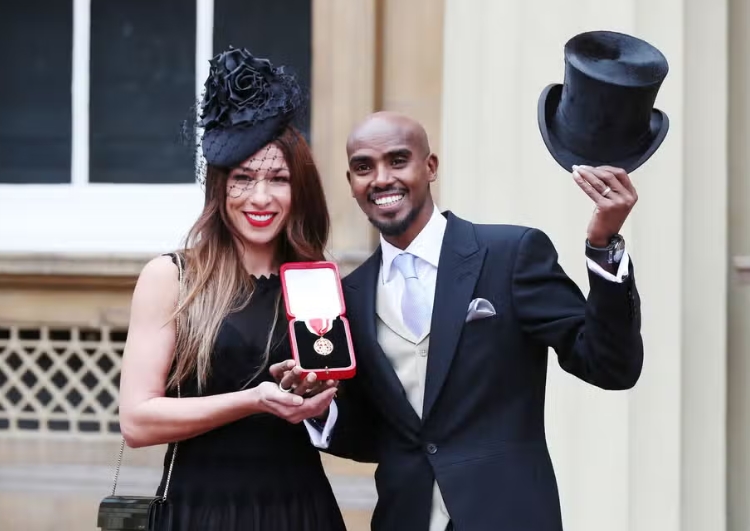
{"left": 465, "top": 297, "right": 496, "bottom": 322}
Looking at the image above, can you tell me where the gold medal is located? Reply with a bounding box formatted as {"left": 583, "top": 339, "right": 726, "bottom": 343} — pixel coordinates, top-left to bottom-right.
{"left": 313, "top": 337, "right": 334, "bottom": 356}
{"left": 309, "top": 318, "right": 334, "bottom": 356}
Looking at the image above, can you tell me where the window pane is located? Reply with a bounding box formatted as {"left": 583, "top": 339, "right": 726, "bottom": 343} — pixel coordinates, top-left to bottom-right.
{"left": 0, "top": 3, "right": 73, "bottom": 184}
{"left": 213, "top": 0, "right": 312, "bottom": 139}
{"left": 89, "top": 1, "right": 196, "bottom": 184}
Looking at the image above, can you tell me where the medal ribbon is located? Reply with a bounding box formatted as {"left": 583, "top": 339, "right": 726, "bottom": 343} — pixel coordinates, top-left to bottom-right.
{"left": 308, "top": 318, "right": 333, "bottom": 336}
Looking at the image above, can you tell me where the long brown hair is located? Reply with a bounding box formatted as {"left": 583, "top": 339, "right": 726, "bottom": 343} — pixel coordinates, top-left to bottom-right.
{"left": 167, "top": 127, "right": 330, "bottom": 391}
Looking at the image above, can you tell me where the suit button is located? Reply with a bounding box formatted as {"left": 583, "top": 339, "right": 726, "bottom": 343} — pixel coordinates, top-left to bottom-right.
{"left": 425, "top": 443, "right": 438, "bottom": 455}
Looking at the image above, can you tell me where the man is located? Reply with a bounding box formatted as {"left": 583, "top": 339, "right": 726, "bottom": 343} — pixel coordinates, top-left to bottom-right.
{"left": 273, "top": 111, "right": 642, "bottom": 531}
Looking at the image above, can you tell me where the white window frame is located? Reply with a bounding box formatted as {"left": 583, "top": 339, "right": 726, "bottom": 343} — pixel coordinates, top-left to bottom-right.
{"left": 0, "top": 0, "right": 214, "bottom": 256}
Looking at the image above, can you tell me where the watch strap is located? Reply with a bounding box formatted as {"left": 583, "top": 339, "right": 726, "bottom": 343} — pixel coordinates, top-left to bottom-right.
{"left": 586, "top": 235, "right": 625, "bottom": 274}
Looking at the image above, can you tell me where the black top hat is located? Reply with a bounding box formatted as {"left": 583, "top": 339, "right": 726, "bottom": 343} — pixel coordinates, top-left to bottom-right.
{"left": 538, "top": 30, "right": 669, "bottom": 173}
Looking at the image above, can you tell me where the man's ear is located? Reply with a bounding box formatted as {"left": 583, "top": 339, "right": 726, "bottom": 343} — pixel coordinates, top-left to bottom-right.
{"left": 427, "top": 153, "right": 439, "bottom": 183}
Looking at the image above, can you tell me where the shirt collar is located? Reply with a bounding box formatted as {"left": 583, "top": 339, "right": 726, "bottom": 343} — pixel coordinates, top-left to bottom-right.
{"left": 380, "top": 206, "right": 447, "bottom": 283}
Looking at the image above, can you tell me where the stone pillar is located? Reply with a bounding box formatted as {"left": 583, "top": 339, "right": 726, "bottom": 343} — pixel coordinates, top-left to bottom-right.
{"left": 312, "top": 0, "right": 446, "bottom": 255}
{"left": 727, "top": 0, "right": 750, "bottom": 528}
{"left": 439, "top": 1, "right": 728, "bottom": 530}
{"left": 379, "top": 0, "right": 445, "bottom": 201}
{"left": 311, "top": 0, "right": 379, "bottom": 264}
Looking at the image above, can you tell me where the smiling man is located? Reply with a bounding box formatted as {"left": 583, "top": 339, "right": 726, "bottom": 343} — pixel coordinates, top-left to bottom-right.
{"left": 346, "top": 112, "right": 437, "bottom": 248}
{"left": 275, "top": 110, "right": 644, "bottom": 531}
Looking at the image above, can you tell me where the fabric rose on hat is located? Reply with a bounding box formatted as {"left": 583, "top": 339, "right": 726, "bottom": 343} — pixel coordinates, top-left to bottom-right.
{"left": 198, "top": 46, "right": 301, "bottom": 131}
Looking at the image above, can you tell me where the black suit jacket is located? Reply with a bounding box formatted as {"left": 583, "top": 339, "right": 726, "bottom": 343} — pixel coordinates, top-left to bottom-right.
{"left": 327, "top": 212, "right": 643, "bottom": 531}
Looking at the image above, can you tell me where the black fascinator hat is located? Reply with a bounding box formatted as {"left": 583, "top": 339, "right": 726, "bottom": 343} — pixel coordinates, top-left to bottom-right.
{"left": 196, "top": 47, "right": 304, "bottom": 171}
{"left": 537, "top": 30, "right": 669, "bottom": 173}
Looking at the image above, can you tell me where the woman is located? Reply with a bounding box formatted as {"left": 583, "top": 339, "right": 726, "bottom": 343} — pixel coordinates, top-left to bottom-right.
{"left": 118, "top": 47, "right": 345, "bottom": 531}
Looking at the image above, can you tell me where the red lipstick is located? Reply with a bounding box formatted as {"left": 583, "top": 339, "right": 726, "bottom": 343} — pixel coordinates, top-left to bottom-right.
{"left": 244, "top": 211, "right": 276, "bottom": 228}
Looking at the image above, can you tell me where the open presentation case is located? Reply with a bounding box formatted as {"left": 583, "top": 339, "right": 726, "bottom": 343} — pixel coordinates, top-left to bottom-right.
{"left": 279, "top": 261, "right": 357, "bottom": 380}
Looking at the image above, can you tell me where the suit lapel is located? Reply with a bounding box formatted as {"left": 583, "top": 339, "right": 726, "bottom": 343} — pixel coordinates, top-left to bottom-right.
{"left": 422, "top": 213, "right": 486, "bottom": 421}
{"left": 344, "top": 250, "right": 422, "bottom": 434}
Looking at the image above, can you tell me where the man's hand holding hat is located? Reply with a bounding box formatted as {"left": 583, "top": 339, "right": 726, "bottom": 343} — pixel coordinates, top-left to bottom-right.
{"left": 572, "top": 165, "right": 637, "bottom": 247}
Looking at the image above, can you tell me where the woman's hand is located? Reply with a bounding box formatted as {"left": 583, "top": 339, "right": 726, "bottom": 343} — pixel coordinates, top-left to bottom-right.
{"left": 252, "top": 381, "right": 337, "bottom": 424}
{"left": 269, "top": 360, "right": 339, "bottom": 397}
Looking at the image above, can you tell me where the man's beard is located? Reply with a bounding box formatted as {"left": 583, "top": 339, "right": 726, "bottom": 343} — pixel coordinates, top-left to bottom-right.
{"left": 368, "top": 202, "right": 422, "bottom": 237}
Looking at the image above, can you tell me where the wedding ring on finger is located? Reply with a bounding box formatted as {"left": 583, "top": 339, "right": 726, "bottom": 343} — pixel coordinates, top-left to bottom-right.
{"left": 278, "top": 382, "right": 293, "bottom": 393}
{"left": 602, "top": 186, "right": 612, "bottom": 197}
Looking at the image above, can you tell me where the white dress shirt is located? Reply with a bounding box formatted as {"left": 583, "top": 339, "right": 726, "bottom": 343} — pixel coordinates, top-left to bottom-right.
{"left": 379, "top": 205, "right": 447, "bottom": 320}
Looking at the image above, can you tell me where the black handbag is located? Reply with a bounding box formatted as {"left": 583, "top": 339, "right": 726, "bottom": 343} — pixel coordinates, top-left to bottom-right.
{"left": 97, "top": 252, "right": 184, "bottom": 531}
{"left": 97, "top": 495, "right": 174, "bottom": 531}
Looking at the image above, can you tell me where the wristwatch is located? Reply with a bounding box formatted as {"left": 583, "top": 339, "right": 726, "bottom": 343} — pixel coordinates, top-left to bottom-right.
{"left": 585, "top": 234, "right": 625, "bottom": 271}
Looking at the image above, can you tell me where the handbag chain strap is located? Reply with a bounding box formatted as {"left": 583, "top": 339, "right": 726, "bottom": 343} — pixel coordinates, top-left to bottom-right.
{"left": 111, "top": 251, "right": 184, "bottom": 501}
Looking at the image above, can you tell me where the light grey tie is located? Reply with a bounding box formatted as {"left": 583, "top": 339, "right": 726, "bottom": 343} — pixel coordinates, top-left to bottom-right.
{"left": 392, "top": 252, "right": 432, "bottom": 338}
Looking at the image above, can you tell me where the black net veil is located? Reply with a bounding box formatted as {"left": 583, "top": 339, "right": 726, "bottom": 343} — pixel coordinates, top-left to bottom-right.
{"left": 178, "top": 46, "right": 308, "bottom": 190}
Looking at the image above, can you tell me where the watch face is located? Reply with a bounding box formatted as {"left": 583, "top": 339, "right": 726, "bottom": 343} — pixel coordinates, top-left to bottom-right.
{"left": 586, "top": 235, "right": 625, "bottom": 264}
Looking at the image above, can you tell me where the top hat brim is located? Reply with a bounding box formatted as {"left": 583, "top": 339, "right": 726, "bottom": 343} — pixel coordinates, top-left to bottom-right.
{"left": 537, "top": 83, "right": 669, "bottom": 174}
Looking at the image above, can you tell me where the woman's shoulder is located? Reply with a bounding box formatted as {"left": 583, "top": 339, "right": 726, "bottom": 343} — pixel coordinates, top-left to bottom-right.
{"left": 141, "top": 253, "right": 180, "bottom": 280}
{"left": 131, "top": 254, "right": 181, "bottom": 305}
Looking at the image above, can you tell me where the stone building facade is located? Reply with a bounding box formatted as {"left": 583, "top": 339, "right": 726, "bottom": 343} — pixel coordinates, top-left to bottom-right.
{"left": 1, "top": 0, "right": 749, "bottom": 530}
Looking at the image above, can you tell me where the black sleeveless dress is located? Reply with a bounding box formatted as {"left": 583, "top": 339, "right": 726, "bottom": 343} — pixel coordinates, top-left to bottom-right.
{"left": 155, "top": 265, "right": 347, "bottom": 531}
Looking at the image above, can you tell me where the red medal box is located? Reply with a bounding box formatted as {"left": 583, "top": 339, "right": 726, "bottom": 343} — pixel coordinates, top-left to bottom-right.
{"left": 279, "top": 261, "right": 356, "bottom": 380}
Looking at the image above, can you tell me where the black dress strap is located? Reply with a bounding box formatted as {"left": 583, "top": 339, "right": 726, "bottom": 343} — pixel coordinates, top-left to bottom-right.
{"left": 163, "top": 252, "right": 179, "bottom": 268}
{"left": 162, "top": 252, "right": 185, "bottom": 282}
